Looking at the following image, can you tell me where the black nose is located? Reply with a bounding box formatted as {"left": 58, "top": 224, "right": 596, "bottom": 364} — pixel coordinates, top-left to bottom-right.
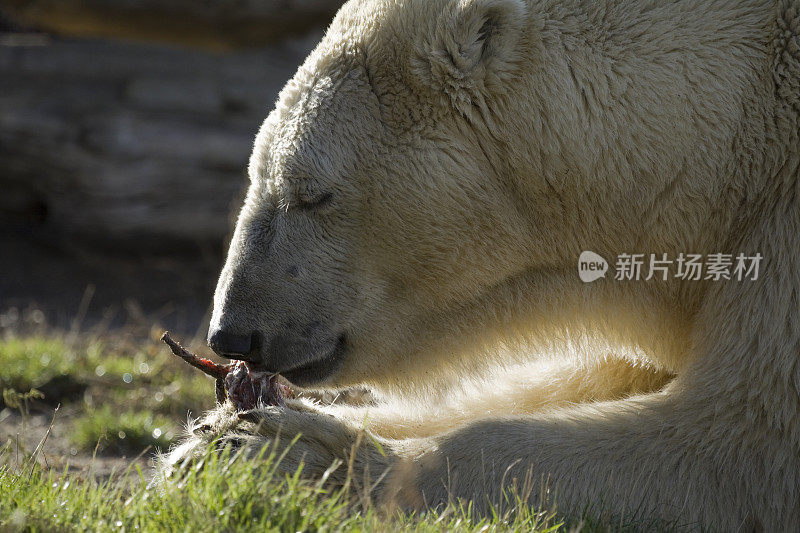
{"left": 208, "top": 329, "right": 253, "bottom": 359}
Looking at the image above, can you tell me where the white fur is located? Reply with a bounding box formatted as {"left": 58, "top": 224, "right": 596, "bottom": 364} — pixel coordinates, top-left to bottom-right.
{"left": 167, "top": 0, "right": 800, "bottom": 529}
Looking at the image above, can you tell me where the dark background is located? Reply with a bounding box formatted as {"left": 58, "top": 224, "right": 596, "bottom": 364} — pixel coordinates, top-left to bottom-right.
{"left": 0, "top": 0, "right": 345, "bottom": 336}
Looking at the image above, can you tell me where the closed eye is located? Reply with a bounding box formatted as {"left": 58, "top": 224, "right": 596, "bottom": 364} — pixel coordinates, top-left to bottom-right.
{"left": 297, "top": 192, "right": 333, "bottom": 210}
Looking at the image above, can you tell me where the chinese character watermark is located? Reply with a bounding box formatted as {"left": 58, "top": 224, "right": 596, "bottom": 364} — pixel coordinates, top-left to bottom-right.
{"left": 578, "top": 251, "right": 762, "bottom": 283}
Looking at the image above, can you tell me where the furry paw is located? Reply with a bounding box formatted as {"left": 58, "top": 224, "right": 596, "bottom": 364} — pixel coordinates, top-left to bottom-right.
{"left": 159, "top": 400, "right": 397, "bottom": 497}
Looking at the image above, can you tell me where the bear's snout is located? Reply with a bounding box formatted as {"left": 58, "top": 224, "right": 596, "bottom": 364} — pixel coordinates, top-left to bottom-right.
{"left": 208, "top": 312, "right": 346, "bottom": 385}
{"left": 207, "top": 328, "right": 260, "bottom": 362}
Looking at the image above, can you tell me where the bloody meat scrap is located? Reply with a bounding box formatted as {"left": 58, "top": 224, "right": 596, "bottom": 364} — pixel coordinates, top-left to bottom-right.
{"left": 160, "top": 331, "right": 289, "bottom": 410}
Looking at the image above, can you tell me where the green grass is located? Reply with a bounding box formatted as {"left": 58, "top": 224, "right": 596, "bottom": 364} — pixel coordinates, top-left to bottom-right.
{"left": 0, "top": 332, "right": 215, "bottom": 454}
{"left": 72, "top": 406, "right": 176, "bottom": 455}
{"left": 0, "top": 442, "right": 564, "bottom": 532}
{"left": 0, "top": 337, "right": 78, "bottom": 394}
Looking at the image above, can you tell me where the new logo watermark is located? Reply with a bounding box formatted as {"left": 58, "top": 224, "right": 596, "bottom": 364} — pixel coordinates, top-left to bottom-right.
{"left": 578, "top": 251, "right": 609, "bottom": 282}
{"left": 578, "top": 251, "right": 762, "bottom": 283}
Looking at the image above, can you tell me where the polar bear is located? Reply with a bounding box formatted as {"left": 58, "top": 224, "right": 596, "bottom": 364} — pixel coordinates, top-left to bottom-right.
{"left": 164, "top": 0, "right": 800, "bottom": 529}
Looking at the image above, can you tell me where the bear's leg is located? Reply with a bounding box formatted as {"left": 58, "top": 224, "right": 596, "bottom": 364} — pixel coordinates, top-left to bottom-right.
{"left": 316, "top": 357, "right": 674, "bottom": 440}
{"left": 392, "top": 382, "right": 796, "bottom": 530}
{"left": 393, "top": 213, "right": 800, "bottom": 530}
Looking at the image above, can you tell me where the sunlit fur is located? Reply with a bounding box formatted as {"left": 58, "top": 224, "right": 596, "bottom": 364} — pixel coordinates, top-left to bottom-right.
{"left": 166, "top": 0, "right": 800, "bottom": 529}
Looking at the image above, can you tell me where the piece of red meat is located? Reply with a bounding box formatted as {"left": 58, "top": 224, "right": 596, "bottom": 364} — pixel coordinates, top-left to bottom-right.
{"left": 161, "top": 331, "right": 290, "bottom": 410}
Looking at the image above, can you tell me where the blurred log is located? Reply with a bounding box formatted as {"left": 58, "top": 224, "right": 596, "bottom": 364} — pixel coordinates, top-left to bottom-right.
{"left": 0, "top": 0, "right": 343, "bottom": 50}
{"left": 0, "top": 34, "right": 321, "bottom": 251}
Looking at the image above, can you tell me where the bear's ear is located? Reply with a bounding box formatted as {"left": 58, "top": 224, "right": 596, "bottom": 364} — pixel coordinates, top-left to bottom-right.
{"left": 413, "top": 0, "right": 528, "bottom": 116}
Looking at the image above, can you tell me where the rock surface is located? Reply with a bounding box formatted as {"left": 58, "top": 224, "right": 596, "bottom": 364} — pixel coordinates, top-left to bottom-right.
{"left": 0, "top": 31, "right": 321, "bottom": 250}
{"left": 0, "top": 0, "right": 342, "bottom": 49}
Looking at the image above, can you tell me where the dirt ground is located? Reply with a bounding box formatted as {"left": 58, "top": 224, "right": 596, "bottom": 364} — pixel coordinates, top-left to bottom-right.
{"left": 0, "top": 408, "right": 151, "bottom": 479}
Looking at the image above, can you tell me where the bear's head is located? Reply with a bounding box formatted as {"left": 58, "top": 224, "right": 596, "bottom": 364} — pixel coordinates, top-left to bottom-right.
{"left": 207, "top": 0, "right": 651, "bottom": 388}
